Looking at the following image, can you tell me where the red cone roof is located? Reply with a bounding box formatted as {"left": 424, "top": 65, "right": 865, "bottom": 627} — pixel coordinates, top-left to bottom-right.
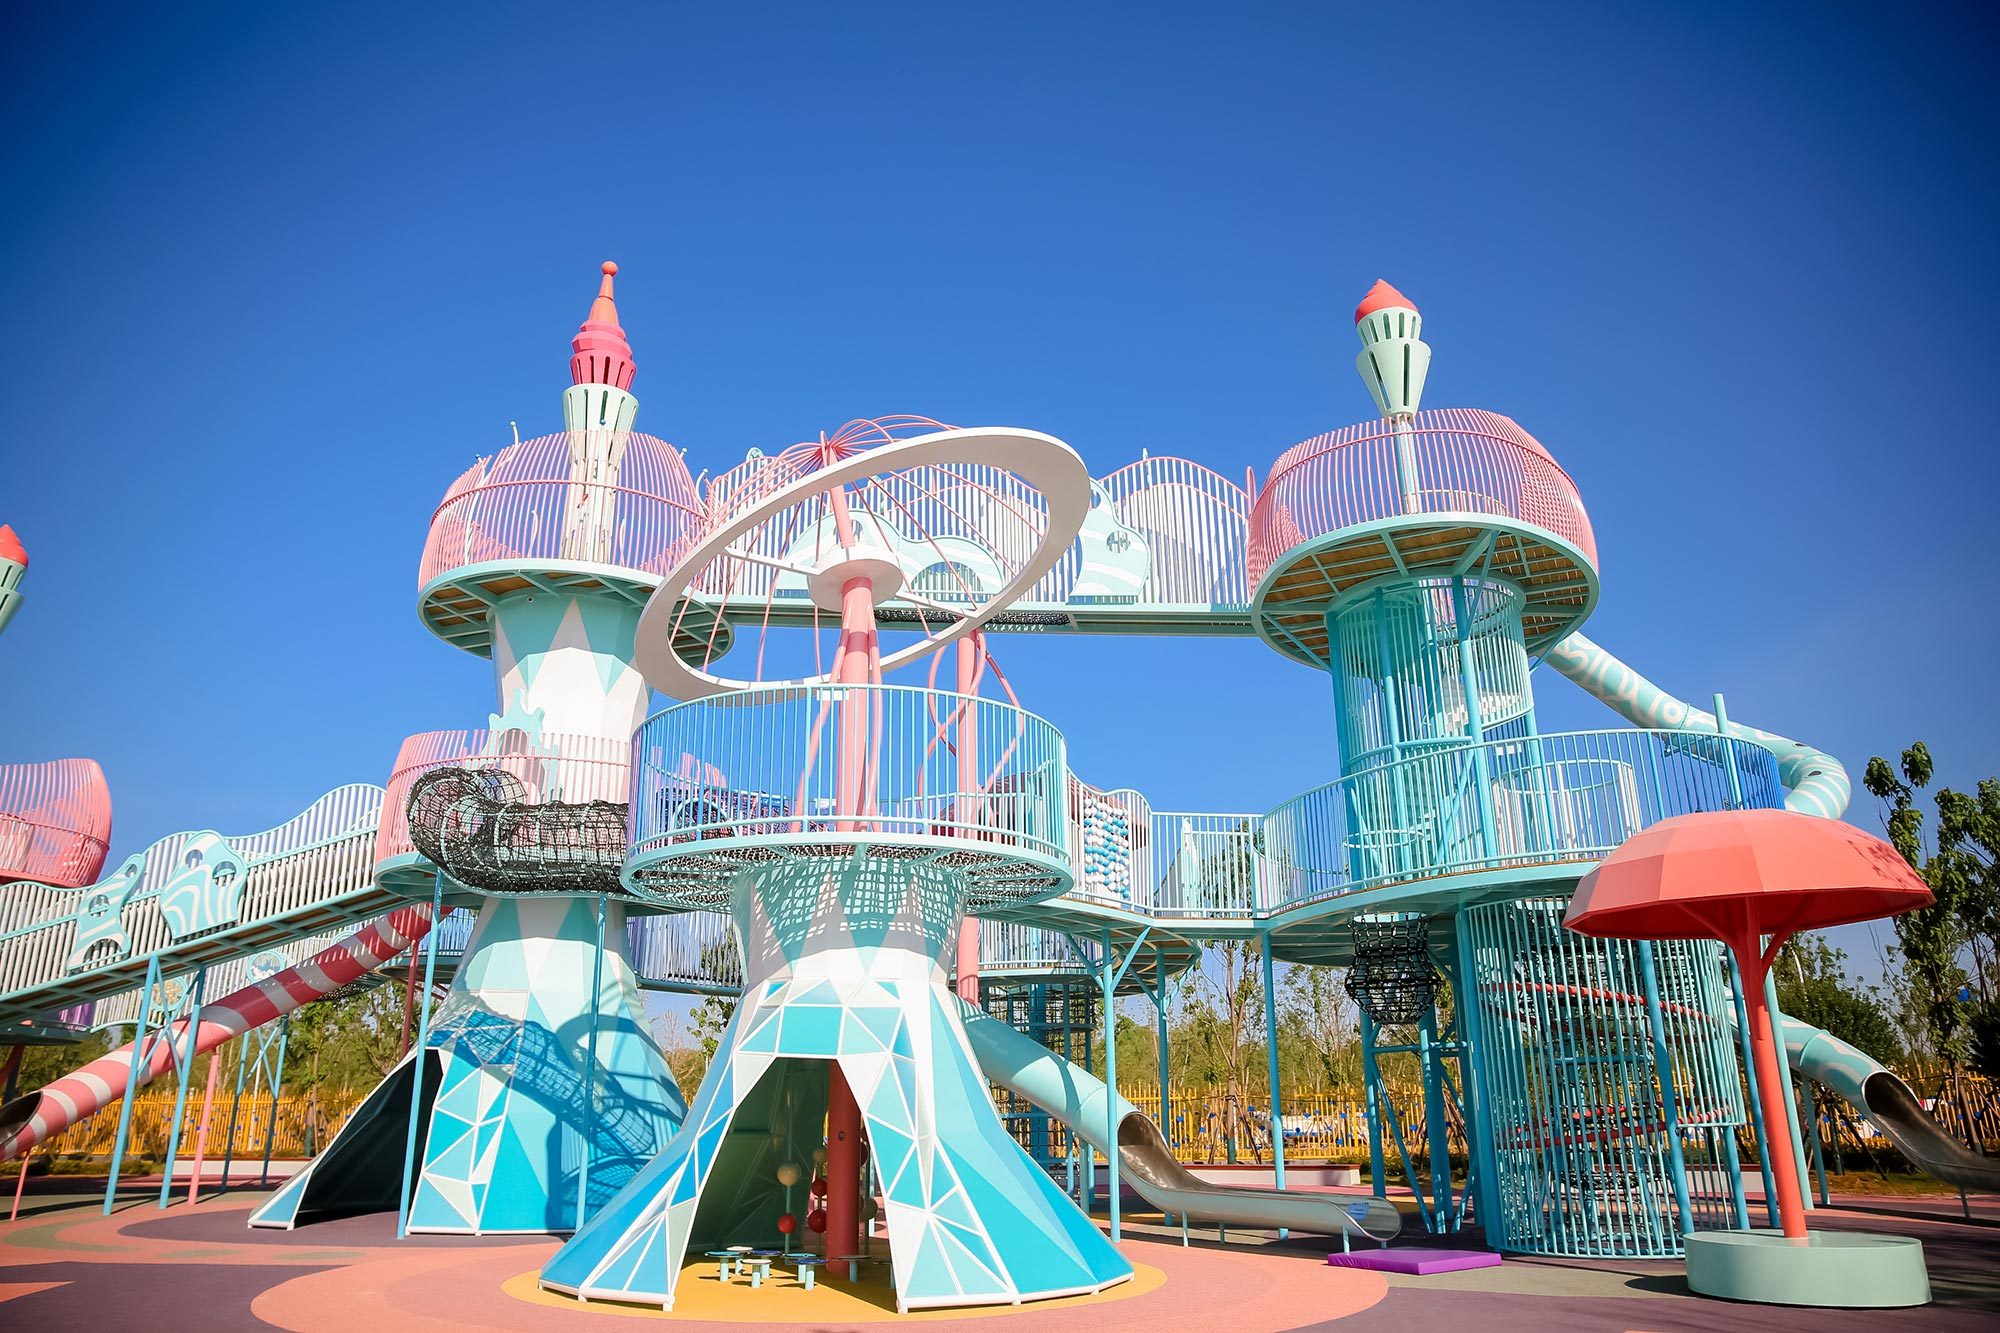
{"left": 570, "top": 260, "right": 636, "bottom": 391}
{"left": 1355, "top": 279, "right": 1417, "bottom": 324}
{"left": 0, "top": 524, "right": 25, "bottom": 568}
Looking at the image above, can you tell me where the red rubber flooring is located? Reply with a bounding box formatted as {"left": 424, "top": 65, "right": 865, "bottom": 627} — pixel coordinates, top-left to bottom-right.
{"left": 1, "top": 1182, "right": 1994, "bottom": 1331}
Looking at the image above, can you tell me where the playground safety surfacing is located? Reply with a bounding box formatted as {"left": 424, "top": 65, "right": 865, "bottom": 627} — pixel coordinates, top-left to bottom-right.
{"left": 3, "top": 1182, "right": 1998, "bottom": 1332}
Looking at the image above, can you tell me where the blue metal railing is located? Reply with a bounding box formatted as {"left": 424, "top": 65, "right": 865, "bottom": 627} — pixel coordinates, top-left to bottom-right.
{"left": 1257, "top": 729, "right": 1785, "bottom": 914}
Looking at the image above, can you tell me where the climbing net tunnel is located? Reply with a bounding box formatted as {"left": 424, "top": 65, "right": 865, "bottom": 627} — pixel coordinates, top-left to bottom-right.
{"left": 1460, "top": 898, "right": 1747, "bottom": 1257}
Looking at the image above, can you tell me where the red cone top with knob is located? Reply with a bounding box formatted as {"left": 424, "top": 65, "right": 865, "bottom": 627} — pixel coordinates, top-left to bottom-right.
{"left": 1354, "top": 278, "right": 1417, "bottom": 324}
{"left": 1566, "top": 809, "right": 1930, "bottom": 1240}
{"left": 570, "top": 261, "right": 636, "bottom": 391}
{"left": 0, "top": 525, "right": 25, "bottom": 568}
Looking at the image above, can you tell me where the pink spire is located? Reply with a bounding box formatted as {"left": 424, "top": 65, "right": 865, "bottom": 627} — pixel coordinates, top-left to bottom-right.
{"left": 570, "top": 260, "right": 636, "bottom": 391}
{"left": 0, "top": 524, "right": 24, "bottom": 568}
{"left": 1354, "top": 278, "right": 1417, "bottom": 324}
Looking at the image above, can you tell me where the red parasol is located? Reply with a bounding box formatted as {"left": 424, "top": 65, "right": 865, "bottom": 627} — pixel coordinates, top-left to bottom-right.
{"left": 1566, "top": 810, "right": 1931, "bottom": 1239}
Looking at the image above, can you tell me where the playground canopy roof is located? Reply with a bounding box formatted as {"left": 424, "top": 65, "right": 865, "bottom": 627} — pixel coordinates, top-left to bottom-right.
{"left": 1564, "top": 809, "right": 1931, "bottom": 947}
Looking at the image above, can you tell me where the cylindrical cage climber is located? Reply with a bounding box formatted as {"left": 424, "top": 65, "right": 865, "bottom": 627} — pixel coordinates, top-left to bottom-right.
{"left": 1459, "top": 898, "right": 1746, "bottom": 1258}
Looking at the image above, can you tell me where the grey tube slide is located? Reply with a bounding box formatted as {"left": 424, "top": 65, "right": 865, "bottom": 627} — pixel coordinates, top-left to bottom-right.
{"left": 1783, "top": 1017, "right": 2000, "bottom": 1194}
{"left": 961, "top": 1005, "right": 1403, "bottom": 1243}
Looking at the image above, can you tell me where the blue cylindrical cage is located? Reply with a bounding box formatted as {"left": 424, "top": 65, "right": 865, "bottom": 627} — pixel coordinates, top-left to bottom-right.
{"left": 1459, "top": 898, "right": 1746, "bottom": 1257}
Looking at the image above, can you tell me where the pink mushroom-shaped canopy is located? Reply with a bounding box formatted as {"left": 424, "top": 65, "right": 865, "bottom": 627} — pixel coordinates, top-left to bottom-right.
{"left": 1566, "top": 808, "right": 1930, "bottom": 1241}
{"left": 1564, "top": 809, "right": 1930, "bottom": 949}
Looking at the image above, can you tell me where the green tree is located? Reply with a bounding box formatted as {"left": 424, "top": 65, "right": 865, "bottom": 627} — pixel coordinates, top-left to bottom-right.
{"left": 1864, "top": 743, "right": 2000, "bottom": 1071}
{"left": 1773, "top": 934, "right": 1903, "bottom": 1066}
{"left": 1279, "top": 963, "right": 1358, "bottom": 1092}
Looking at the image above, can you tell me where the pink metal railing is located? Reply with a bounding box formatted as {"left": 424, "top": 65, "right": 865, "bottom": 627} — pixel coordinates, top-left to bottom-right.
{"left": 0, "top": 758, "right": 111, "bottom": 887}
{"left": 417, "top": 431, "right": 706, "bottom": 589}
{"left": 1246, "top": 408, "right": 1597, "bottom": 587}
{"left": 374, "top": 729, "right": 632, "bottom": 867}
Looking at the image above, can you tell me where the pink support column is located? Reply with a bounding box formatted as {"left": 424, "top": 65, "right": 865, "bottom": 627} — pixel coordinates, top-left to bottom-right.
{"left": 823, "top": 497, "right": 879, "bottom": 1271}
{"left": 953, "top": 634, "right": 982, "bottom": 1004}
{"left": 185, "top": 1049, "right": 223, "bottom": 1204}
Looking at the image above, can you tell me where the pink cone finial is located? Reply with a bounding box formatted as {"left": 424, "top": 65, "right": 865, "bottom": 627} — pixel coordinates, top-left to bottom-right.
{"left": 1355, "top": 278, "right": 1417, "bottom": 324}
{"left": 570, "top": 260, "right": 636, "bottom": 391}
{"left": 0, "top": 525, "right": 25, "bottom": 569}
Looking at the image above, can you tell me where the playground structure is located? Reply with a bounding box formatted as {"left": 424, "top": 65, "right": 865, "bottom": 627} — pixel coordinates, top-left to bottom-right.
{"left": 0, "top": 266, "right": 1968, "bottom": 1313}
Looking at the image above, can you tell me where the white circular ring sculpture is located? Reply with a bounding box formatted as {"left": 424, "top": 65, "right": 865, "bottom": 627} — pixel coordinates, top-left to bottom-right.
{"left": 633, "top": 426, "right": 1094, "bottom": 699}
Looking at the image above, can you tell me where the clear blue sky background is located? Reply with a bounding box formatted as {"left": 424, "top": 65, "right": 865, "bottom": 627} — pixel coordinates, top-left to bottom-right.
{"left": 3, "top": 3, "right": 1996, "bottom": 986}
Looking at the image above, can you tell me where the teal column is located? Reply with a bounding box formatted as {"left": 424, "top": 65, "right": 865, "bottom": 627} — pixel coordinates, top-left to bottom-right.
{"left": 1724, "top": 950, "right": 1780, "bottom": 1227}
{"left": 1761, "top": 969, "right": 1812, "bottom": 1210}
{"left": 397, "top": 873, "right": 446, "bottom": 1239}
{"left": 1260, "top": 934, "right": 1286, "bottom": 1189}
{"left": 1359, "top": 1012, "right": 1387, "bottom": 1199}
{"left": 218, "top": 1034, "right": 250, "bottom": 1194}
{"left": 1418, "top": 1003, "right": 1452, "bottom": 1229}
{"left": 574, "top": 893, "right": 608, "bottom": 1230}
{"left": 1260, "top": 932, "right": 1288, "bottom": 1239}
{"left": 1636, "top": 942, "right": 1694, "bottom": 1237}
{"left": 259, "top": 1019, "right": 290, "bottom": 1186}
{"left": 1447, "top": 576, "right": 1499, "bottom": 861}
{"left": 104, "top": 954, "right": 162, "bottom": 1215}
{"left": 1153, "top": 949, "right": 1170, "bottom": 1156}
{"left": 1449, "top": 911, "right": 1501, "bottom": 1241}
{"left": 156, "top": 965, "right": 210, "bottom": 1207}
{"left": 1101, "top": 929, "right": 1120, "bottom": 1241}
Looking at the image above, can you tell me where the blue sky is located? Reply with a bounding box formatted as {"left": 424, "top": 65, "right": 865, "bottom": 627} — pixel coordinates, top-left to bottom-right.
{"left": 3, "top": 3, "right": 1996, "bottom": 981}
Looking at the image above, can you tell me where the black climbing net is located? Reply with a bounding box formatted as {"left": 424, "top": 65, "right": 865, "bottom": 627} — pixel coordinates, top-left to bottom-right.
{"left": 1344, "top": 916, "right": 1440, "bottom": 1024}
{"left": 405, "top": 766, "right": 630, "bottom": 897}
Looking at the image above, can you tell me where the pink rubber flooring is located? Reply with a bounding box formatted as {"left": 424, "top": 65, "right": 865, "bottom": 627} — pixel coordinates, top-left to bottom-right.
{"left": 0, "top": 1182, "right": 1995, "bottom": 1331}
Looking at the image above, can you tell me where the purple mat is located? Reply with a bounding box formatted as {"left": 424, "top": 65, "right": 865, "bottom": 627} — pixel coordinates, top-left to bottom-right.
{"left": 1326, "top": 1248, "right": 1502, "bottom": 1275}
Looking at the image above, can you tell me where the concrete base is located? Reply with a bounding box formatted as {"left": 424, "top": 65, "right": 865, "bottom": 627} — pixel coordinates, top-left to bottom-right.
{"left": 1685, "top": 1229, "right": 1930, "bottom": 1308}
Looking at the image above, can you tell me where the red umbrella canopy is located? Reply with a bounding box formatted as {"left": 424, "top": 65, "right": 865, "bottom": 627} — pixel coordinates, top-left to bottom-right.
{"left": 1565, "top": 809, "right": 1931, "bottom": 948}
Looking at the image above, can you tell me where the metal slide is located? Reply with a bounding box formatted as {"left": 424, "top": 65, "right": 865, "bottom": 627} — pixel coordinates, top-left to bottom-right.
{"left": 960, "top": 1005, "right": 1404, "bottom": 1243}
{"left": 1783, "top": 1016, "right": 2000, "bottom": 1194}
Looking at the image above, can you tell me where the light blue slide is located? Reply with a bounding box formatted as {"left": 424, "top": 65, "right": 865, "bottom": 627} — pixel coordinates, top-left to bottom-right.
{"left": 961, "top": 1005, "right": 1404, "bottom": 1243}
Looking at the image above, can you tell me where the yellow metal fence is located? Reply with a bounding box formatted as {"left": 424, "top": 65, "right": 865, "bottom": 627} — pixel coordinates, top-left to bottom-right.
{"left": 26, "top": 1072, "right": 2000, "bottom": 1170}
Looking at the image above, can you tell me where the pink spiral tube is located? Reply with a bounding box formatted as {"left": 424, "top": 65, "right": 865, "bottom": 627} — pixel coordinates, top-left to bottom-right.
{"left": 0, "top": 903, "right": 437, "bottom": 1162}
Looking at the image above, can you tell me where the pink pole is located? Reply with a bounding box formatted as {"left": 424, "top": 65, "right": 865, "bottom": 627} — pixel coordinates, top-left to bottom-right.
{"left": 9, "top": 1147, "right": 28, "bottom": 1221}
{"left": 1734, "top": 930, "right": 1808, "bottom": 1240}
{"left": 823, "top": 493, "right": 879, "bottom": 1271}
{"left": 185, "top": 1046, "right": 224, "bottom": 1204}
{"left": 953, "top": 635, "right": 981, "bottom": 1004}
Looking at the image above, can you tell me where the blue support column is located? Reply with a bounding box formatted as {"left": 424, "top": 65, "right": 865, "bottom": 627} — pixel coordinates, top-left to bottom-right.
{"left": 1101, "top": 931, "right": 1119, "bottom": 1239}
{"left": 259, "top": 1019, "right": 290, "bottom": 1186}
{"left": 574, "top": 892, "right": 608, "bottom": 1230}
{"left": 396, "top": 873, "right": 446, "bottom": 1239}
{"left": 1636, "top": 942, "right": 1694, "bottom": 1238}
{"left": 1260, "top": 932, "right": 1288, "bottom": 1238}
{"left": 1450, "top": 910, "right": 1501, "bottom": 1242}
{"left": 1721, "top": 1123, "right": 1750, "bottom": 1229}
{"left": 1724, "top": 950, "right": 1780, "bottom": 1227}
{"left": 104, "top": 954, "right": 162, "bottom": 1215}
{"left": 1761, "top": 969, "right": 1812, "bottom": 1210}
{"left": 1447, "top": 576, "right": 1500, "bottom": 861}
{"left": 156, "top": 965, "right": 210, "bottom": 1208}
{"left": 1153, "top": 949, "right": 1170, "bottom": 1157}
{"left": 1360, "top": 1012, "right": 1388, "bottom": 1199}
{"left": 1418, "top": 1003, "right": 1452, "bottom": 1229}
{"left": 218, "top": 1033, "right": 251, "bottom": 1195}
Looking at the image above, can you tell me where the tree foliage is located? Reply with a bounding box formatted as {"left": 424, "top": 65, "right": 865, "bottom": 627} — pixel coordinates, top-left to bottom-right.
{"left": 1774, "top": 934, "right": 1903, "bottom": 1066}
{"left": 1864, "top": 742, "right": 2000, "bottom": 1073}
